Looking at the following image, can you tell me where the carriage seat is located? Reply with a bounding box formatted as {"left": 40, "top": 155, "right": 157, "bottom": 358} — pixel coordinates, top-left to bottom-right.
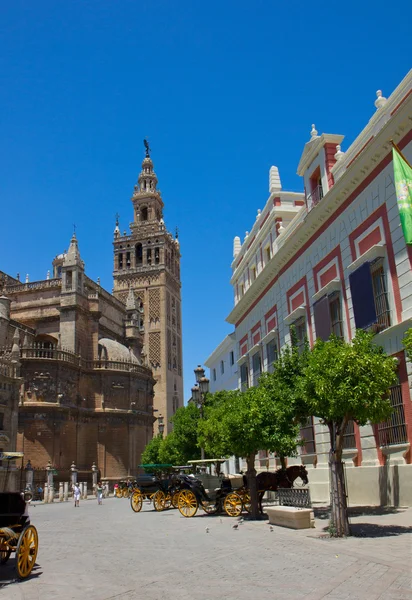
{"left": 0, "top": 493, "right": 28, "bottom": 528}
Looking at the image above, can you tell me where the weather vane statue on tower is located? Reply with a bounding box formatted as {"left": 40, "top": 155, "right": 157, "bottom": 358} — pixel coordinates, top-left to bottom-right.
{"left": 144, "top": 138, "right": 151, "bottom": 158}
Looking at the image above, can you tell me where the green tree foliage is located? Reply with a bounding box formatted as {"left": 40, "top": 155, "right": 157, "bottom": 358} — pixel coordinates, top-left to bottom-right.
{"left": 142, "top": 402, "right": 202, "bottom": 466}
{"left": 198, "top": 383, "right": 302, "bottom": 518}
{"left": 403, "top": 327, "right": 412, "bottom": 363}
{"left": 300, "top": 330, "right": 397, "bottom": 536}
{"left": 140, "top": 433, "right": 163, "bottom": 465}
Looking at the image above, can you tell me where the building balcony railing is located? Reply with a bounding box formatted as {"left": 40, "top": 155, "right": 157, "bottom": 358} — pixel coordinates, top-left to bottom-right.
{"left": 306, "top": 185, "right": 324, "bottom": 212}
{"left": 20, "top": 343, "right": 151, "bottom": 376}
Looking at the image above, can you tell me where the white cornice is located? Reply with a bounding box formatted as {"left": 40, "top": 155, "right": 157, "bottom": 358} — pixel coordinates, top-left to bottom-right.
{"left": 237, "top": 354, "right": 248, "bottom": 365}
{"left": 284, "top": 306, "right": 306, "bottom": 325}
{"left": 230, "top": 191, "right": 304, "bottom": 273}
{"left": 249, "top": 343, "right": 261, "bottom": 356}
{"left": 297, "top": 134, "right": 344, "bottom": 176}
{"left": 226, "top": 86, "right": 412, "bottom": 326}
{"left": 312, "top": 279, "right": 342, "bottom": 303}
{"left": 261, "top": 328, "right": 278, "bottom": 344}
{"left": 347, "top": 244, "right": 386, "bottom": 273}
{"left": 204, "top": 333, "right": 236, "bottom": 366}
{"left": 332, "top": 70, "right": 412, "bottom": 182}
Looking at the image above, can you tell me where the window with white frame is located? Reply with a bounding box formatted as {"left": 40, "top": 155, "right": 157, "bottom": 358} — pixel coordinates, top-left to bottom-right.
{"left": 313, "top": 293, "right": 343, "bottom": 341}
{"left": 349, "top": 259, "right": 391, "bottom": 333}
{"left": 240, "top": 363, "right": 249, "bottom": 391}
{"left": 291, "top": 317, "right": 306, "bottom": 354}
{"left": 266, "top": 339, "right": 278, "bottom": 373}
{"left": 252, "top": 352, "right": 262, "bottom": 386}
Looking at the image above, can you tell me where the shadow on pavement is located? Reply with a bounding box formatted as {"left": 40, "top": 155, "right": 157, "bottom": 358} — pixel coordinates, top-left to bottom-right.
{"left": 0, "top": 560, "right": 42, "bottom": 587}
{"left": 349, "top": 523, "right": 412, "bottom": 538}
{"left": 314, "top": 505, "right": 404, "bottom": 520}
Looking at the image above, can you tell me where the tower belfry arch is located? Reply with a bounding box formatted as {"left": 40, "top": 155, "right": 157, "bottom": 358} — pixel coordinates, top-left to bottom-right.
{"left": 112, "top": 142, "right": 183, "bottom": 434}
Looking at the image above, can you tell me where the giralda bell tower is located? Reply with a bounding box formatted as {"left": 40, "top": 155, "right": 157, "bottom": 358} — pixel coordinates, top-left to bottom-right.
{"left": 113, "top": 141, "right": 183, "bottom": 434}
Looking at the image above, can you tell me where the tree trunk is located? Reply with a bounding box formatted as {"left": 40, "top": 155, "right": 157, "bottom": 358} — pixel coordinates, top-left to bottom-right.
{"left": 328, "top": 419, "right": 350, "bottom": 537}
{"left": 280, "top": 456, "right": 287, "bottom": 470}
{"left": 246, "top": 453, "right": 260, "bottom": 520}
{"left": 329, "top": 454, "right": 350, "bottom": 536}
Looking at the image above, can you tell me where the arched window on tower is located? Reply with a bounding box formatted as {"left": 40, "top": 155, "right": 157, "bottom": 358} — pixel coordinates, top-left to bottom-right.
{"left": 118, "top": 253, "right": 123, "bottom": 269}
{"left": 147, "top": 248, "right": 152, "bottom": 264}
{"left": 155, "top": 248, "right": 160, "bottom": 264}
{"left": 135, "top": 244, "right": 142, "bottom": 266}
{"left": 141, "top": 207, "right": 148, "bottom": 221}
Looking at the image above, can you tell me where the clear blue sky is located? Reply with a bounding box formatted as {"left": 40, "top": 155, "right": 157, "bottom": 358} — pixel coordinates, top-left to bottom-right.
{"left": 1, "top": 1, "right": 411, "bottom": 402}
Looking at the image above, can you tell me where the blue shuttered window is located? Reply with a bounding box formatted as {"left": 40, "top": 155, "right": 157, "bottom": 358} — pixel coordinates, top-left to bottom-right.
{"left": 349, "top": 262, "right": 377, "bottom": 329}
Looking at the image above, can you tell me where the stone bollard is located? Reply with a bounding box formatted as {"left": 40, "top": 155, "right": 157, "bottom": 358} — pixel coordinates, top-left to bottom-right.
{"left": 43, "top": 483, "right": 48, "bottom": 503}
{"left": 82, "top": 482, "right": 88, "bottom": 500}
{"left": 25, "top": 460, "right": 34, "bottom": 492}
{"left": 59, "top": 481, "right": 64, "bottom": 502}
{"left": 64, "top": 481, "right": 69, "bottom": 502}
{"left": 92, "top": 462, "right": 98, "bottom": 496}
{"left": 70, "top": 461, "right": 78, "bottom": 486}
{"left": 46, "top": 460, "right": 54, "bottom": 503}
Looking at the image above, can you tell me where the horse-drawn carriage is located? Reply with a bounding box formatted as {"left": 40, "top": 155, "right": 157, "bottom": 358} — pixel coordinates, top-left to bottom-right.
{"left": 115, "top": 478, "right": 135, "bottom": 499}
{"left": 176, "top": 459, "right": 251, "bottom": 518}
{"left": 0, "top": 452, "right": 38, "bottom": 579}
{"left": 130, "top": 464, "right": 191, "bottom": 513}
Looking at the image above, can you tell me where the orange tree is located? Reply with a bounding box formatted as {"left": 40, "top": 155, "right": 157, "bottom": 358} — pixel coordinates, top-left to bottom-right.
{"left": 300, "top": 330, "right": 397, "bottom": 536}
{"left": 198, "top": 386, "right": 300, "bottom": 519}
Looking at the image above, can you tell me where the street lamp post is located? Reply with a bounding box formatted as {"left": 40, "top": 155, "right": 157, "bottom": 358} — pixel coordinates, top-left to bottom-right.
{"left": 192, "top": 365, "right": 209, "bottom": 461}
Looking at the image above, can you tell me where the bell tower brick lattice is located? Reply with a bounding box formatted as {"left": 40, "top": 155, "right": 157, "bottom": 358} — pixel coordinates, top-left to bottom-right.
{"left": 112, "top": 145, "right": 183, "bottom": 434}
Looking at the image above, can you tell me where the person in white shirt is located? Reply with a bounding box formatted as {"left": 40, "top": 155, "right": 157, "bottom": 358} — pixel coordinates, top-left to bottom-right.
{"left": 73, "top": 483, "right": 81, "bottom": 507}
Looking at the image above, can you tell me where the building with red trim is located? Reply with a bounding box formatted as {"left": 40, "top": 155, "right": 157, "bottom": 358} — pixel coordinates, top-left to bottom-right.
{"left": 208, "top": 71, "right": 412, "bottom": 505}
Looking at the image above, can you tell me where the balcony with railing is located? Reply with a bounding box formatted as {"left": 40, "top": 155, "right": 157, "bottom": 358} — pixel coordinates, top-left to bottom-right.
{"left": 306, "top": 185, "right": 324, "bottom": 212}
{"left": 20, "top": 342, "right": 151, "bottom": 376}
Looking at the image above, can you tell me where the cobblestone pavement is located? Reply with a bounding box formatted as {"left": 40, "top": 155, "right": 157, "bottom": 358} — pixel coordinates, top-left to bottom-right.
{"left": 0, "top": 498, "right": 411, "bottom": 600}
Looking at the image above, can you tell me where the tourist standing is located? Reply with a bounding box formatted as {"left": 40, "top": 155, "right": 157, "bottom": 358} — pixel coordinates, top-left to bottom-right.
{"left": 96, "top": 481, "right": 103, "bottom": 505}
{"left": 73, "top": 482, "right": 81, "bottom": 507}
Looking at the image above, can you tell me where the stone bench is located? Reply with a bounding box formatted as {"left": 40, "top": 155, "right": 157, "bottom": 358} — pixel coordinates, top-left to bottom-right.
{"left": 266, "top": 506, "right": 315, "bottom": 529}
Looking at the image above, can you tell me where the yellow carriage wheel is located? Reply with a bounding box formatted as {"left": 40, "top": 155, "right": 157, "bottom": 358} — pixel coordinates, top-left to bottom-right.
{"left": 0, "top": 535, "right": 11, "bottom": 564}
{"left": 122, "top": 487, "right": 130, "bottom": 499}
{"left": 153, "top": 490, "right": 167, "bottom": 512}
{"left": 16, "top": 525, "right": 38, "bottom": 580}
{"left": 130, "top": 491, "right": 143, "bottom": 513}
{"left": 242, "top": 492, "right": 252, "bottom": 513}
{"left": 223, "top": 492, "right": 243, "bottom": 517}
{"left": 171, "top": 491, "right": 180, "bottom": 508}
{"left": 177, "top": 489, "right": 198, "bottom": 518}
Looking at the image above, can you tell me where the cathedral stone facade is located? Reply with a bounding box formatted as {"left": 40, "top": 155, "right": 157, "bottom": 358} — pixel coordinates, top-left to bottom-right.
{"left": 113, "top": 149, "right": 183, "bottom": 434}
{"left": 0, "top": 145, "right": 182, "bottom": 482}
{"left": 0, "top": 230, "right": 156, "bottom": 483}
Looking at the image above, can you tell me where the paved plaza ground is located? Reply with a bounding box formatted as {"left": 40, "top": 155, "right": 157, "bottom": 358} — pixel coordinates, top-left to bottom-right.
{"left": 0, "top": 497, "right": 411, "bottom": 600}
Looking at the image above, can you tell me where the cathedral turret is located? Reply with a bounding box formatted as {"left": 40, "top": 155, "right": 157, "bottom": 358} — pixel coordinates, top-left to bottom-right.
{"left": 130, "top": 140, "right": 164, "bottom": 228}
{"left": 62, "top": 232, "right": 85, "bottom": 294}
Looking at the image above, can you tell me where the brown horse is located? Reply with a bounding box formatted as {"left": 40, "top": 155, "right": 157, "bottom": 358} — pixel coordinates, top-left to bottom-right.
{"left": 256, "top": 465, "right": 309, "bottom": 513}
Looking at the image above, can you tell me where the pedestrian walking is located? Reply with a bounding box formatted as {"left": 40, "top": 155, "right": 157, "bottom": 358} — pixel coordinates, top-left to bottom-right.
{"left": 37, "top": 485, "right": 43, "bottom": 501}
{"left": 96, "top": 481, "right": 103, "bottom": 505}
{"left": 73, "top": 482, "right": 81, "bottom": 507}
